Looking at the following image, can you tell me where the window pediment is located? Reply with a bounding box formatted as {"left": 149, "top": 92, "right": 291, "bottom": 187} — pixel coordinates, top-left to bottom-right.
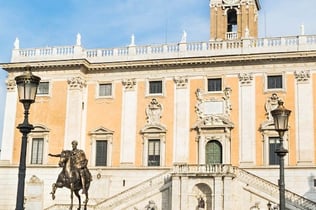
{"left": 193, "top": 115, "right": 234, "bottom": 130}
{"left": 89, "top": 126, "right": 114, "bottom": 136}
{"left": 141, "top": 125, "right": 167, "bottom": 134}
{"left": 32, "top": 124, "right": 50, "bottom": 133}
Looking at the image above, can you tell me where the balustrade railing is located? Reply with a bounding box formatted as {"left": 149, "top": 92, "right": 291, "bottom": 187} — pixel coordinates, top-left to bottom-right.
{"left": 11, "top": 35, "right": 316, "bottom": 63}
{"left": 235, "top": 167, "right": 316, "bottom": 210}
{"left": 94, "top": 170, "right": 171, "bottom": 209}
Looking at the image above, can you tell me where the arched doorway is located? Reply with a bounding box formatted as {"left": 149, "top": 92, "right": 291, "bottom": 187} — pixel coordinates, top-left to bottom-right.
{"left": 205, "top": 140, "right": 222, "bottom": 164}
{"left": 191, "top": 183, "right": 212, "bottom": 210}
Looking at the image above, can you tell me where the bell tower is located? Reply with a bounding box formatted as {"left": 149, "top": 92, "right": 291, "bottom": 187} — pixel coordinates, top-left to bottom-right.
{"left": 209, "top": 0, "right": 261, "bottom": 40}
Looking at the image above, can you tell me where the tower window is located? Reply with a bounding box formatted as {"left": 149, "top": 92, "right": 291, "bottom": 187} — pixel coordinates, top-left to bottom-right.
{"left": 226, "top": 9, "right": 238, "bottom": 40}
{"left": 227, "top": 9, "right": 237, "bottom": 32}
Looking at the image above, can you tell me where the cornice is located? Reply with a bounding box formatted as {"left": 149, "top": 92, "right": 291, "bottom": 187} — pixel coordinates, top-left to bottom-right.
{"left": 2, "top": 50, "right": 316, "bottom": 73}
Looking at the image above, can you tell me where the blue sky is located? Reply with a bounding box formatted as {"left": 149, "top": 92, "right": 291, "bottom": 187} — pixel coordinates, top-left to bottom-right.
{"left": 0, "top": 0, "right": 316, "bottom": 148}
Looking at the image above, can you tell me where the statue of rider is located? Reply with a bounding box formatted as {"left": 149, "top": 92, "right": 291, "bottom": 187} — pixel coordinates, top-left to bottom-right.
{"left": 49, "top": 140, "right": 90, "bottom": 194}
{"left": 70, "top": 140, "right": 89, "bottom": 194}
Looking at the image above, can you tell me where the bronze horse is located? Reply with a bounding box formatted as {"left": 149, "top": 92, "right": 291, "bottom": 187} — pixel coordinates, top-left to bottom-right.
{"left": 50, "top": 150, "right": 91, "bottom": 210}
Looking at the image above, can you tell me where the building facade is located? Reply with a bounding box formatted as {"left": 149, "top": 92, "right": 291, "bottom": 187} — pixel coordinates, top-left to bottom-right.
{"left": 1, "top": 0, "right": 316, "bottom": 209}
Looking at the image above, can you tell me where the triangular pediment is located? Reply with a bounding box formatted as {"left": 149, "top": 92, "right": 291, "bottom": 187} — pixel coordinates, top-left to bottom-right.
{"left": 89, "top": 126, "right": 114, "bottom": 135}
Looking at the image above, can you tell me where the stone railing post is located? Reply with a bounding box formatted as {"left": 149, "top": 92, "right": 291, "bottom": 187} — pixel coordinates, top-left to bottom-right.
{"left": 242, "top": 38, "right": 251, "bottom": 54}
{"left": 74, "top": 45, "right": 84, "bottom": 59}
{"left": 128, "top": 45, "right": 136, "bottom": 56}
{"left": 298, "top": 35, "right": 308, "bottom": 51}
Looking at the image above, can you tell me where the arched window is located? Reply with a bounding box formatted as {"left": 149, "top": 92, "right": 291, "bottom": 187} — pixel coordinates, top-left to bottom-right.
{"left": 227, "top": 9, "right": 237, "bottom": 33}
{"left": 205, "top": 140, "right": 222, "bottom": 164}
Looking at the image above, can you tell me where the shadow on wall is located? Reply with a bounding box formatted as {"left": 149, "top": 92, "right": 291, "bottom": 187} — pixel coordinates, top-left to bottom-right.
{"left": 304, "top": 173, "right": 316, "bottom": 202}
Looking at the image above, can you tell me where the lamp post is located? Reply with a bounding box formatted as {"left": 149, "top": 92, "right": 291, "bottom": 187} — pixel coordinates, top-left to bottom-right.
{"left": 15, "top": 66, "right": 40, "bottom": 210}
{"left": 271, "top": 100, "right": 291, "bottom": 210}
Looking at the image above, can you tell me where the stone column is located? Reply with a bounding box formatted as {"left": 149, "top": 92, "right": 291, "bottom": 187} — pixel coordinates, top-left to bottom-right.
{"left": 64, "top": 76, "right": 86, "bottom": 148}
{"left": 294, "top": 70, "right": 314, "bottom": 165}
{"left": 173, "top": 77, "right": 190, "bottom": 164}
{"left": 0, "top": 76, "right": 18, "bottom": 162}
{"left": 238, "top": 73, "right": 256, "bottom": 166}
{"left": 120, "top": 79, "right": 137, "bottom": 165}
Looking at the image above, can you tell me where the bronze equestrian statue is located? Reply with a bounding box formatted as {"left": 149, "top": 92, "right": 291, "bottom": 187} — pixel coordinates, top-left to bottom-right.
{"left": 49, "top": 140, "right": 92, "bottom": 210}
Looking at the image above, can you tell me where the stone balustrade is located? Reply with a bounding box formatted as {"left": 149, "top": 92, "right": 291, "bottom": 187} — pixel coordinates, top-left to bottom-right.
{"left": 11, "top": 35, "right": 316, "bottom": 63}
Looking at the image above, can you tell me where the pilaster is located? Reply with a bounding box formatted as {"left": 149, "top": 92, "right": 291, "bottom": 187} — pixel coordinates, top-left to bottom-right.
{"left": 120, "top": 79, "right": 137, "bottom": 165}
{"left": 238, "top": 73, "right": 256, "bottom": 166}
{"left": 0, "top": 76, "right": 17, "bottom": 162}
{"left": 294, "top": 70, "right": 314, "bottom": 165}
{"left": 173, "top": 77, "right": 189, "bottom": 164}
{"left": 214, "top": 176, "right": 223, "bottom": 210}
{"left": 64, "top": 76, "right": 86, "bottom": 149}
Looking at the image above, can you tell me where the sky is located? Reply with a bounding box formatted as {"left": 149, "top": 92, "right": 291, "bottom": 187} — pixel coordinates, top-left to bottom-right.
{"left": 1, "top": 0, "right": 316, "bottom": 148}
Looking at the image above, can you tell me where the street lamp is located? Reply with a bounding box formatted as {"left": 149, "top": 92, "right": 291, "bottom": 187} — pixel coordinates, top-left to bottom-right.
{"left": 271, "top": 100, "right": 291, "bottom": 210}
{"left": 15, "top": 66, "right": 41, "bottom": 210}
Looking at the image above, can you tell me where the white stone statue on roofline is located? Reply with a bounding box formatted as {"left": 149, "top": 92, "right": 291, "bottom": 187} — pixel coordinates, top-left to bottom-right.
{"left": 181, "top": 30, "right": 187, "bottom": 43}
{"left": 76, "top": 33, "right": 81, "bottom": 46}
{"left": 129, "top": 34, "right": 135, "bottom": 46}
{"left": 14, "top": 37, "right": 20, "bottom": 49}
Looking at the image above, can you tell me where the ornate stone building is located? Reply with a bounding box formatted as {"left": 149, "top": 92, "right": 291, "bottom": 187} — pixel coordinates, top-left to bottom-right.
{"left": 1, "top": 0, "right": 316, "bottom": 209}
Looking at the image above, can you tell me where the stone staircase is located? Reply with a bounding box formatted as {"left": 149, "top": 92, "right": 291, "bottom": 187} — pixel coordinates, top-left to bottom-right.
{"left": 45, "top": 170, "right": 171, "bottom": 210}
{"left": 45, "top": 165, "right": 316, "bottom": 210}
{"left": 234, "top": 167, "right": 316, "bottom": 210}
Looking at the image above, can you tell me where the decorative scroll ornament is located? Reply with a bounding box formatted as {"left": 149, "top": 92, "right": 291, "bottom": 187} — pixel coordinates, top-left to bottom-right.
{"left": 195, "top": 87, "right": 232, "bottom": 119}
{"left": 122, "top": 78, "right": 136, "bottom": 90}
{"left": 238, "top": 73, "right": 253, "bottom": 85}
{"left": 264, "top": 93, "right": 280, "bottom": 120}
{"left": 68, "top": 76, "right": 86, "bottom": 89}
{"left": 146, "top": 98, "right": 163, "bottom": 125}
{"left": 294, "top": 70, "right": 310, "bottom": 82}
{"left": 174, "top": 76, "right": 188, "bottom": 89}
{"left": 223, "top": 87, "right": 232, "bottom": 115}
{"left": 6, "top": 77, "right": 16, "bottom": 91}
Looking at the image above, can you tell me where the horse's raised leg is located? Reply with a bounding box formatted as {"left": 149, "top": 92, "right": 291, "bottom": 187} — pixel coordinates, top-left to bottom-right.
{"left": 74, "top": 190, "right": 81, "bottom": 210}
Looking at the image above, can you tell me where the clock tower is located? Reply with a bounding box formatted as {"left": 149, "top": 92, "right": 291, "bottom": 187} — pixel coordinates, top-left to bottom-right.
{"left": 209, "top": 0, "right": 261, "bottom": 40}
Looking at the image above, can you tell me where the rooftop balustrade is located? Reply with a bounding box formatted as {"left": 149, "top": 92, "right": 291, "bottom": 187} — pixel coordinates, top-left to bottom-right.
{"left": 11, "top": 35, "right": 316, "bottom": 63}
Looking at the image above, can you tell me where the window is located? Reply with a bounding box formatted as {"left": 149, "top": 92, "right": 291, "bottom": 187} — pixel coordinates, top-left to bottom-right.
{"left": 99, "top": 83, "right": 112, "bottom": 97}
{"left": 96, "top": 140, "right": 107, "bottom": 166}
{"left": 148, "top": 139, "right": 160, "bottom": 166}
{"left": 207, "top": 78, "right": 222, "bottom": 92}
{"left": 267, "top": 75, "right": 283, "bottom": 89}
{"left": 227, "top": 9, "right": 237, "bottom": 33}
{"left": 31, "top": 138, "right": 44, "bottom": 164}
{"left": 149, "top": 81, "right": 163, "bottom": 94}
{"left": 269, "top": 137, "right": 280, "bottom": 165}
{"left": 37, "top": 82, "right": 49, "bottom": 95}
{"left": 205, "top": 140, "right": 222, "bottom": 164}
